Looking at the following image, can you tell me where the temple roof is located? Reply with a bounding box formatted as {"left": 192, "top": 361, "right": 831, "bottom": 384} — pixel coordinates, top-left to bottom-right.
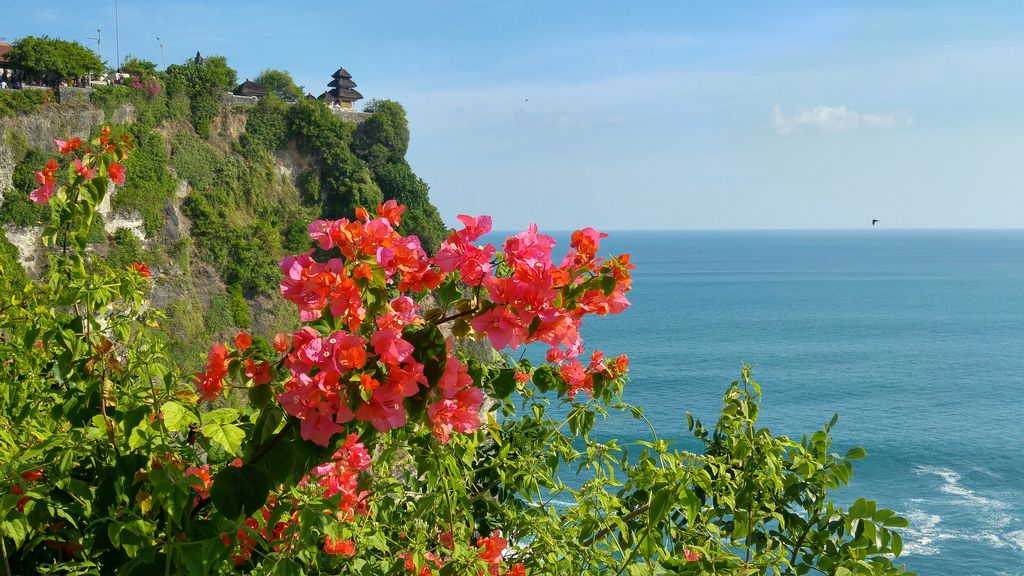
{"left": 328, "top": 77, "right": 357, "bottom": 89}
{"left": 332, "top": 67, "right": 353, "bottom": 79}
{"left": 234, "top": 79, "right": 267, "bottom": 96}
{"left": 319, "top": 86, "right": 363, "bottom": 103}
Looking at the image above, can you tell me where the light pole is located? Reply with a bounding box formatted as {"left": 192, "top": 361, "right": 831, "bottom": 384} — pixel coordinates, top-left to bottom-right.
{"left": 87, "top": 29, "right": 101, "bottom": 84}
{"left": 157, "top": 36, "right": 165, "bottom": 69}
{"left": 114, "top": 0, "right": 121, "bottom": 75}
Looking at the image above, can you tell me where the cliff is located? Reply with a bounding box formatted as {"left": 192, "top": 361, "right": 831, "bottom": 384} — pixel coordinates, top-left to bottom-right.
{"left": 0, "top": 90, "right": 447, "bottom": 370}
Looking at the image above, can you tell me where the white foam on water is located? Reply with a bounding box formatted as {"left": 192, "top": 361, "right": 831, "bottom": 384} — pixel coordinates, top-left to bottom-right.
{"left": 914, "top": 465, "right": 1007, "bottom": 510}
{"left": 1005, "top": 530, "right": 1024, "bottom": 553}
{"left": 903, "top": 466, "right": 1024, "bottom": 558}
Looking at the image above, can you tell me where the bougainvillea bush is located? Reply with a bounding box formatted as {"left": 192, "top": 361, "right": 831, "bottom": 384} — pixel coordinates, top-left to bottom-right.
{"left": 0, "top": 134, "right": 916, "bottom": 575}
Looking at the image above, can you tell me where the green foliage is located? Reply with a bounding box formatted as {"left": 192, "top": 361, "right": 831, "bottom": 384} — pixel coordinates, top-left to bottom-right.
{"left": 229, "top": 284, "right": 252, "bottom": 328}
{"left": 255, "top": 69, "right": 304, "bottom": 101}
{"left": 1, "top": 148, "right": 57, "bottom": 226}
{"left": 120, "top": 55, "right": 158, "bottom": 77}
{"left": 205, "top": 291, "right": 235, "bottom": 335}
{"left": 285, "top": 98, "right": 352, "bottom": 154}
{"left": 353, "top": 99, "right": 410, "bottom": 167}
{"left": 170, "top": 132, "right": 220, "bottom": 191}
{"left": 163, "top": 55, "right": 237, "bottom": 137}
{"left": 297, "top": 169, "right": 321, "bottom": 205}
{"left": 106, "top": 227, "right": 144, "bottom": 269}
{"left": 0, "top": 233, "right": 28, "bottom": 295}
{"left": 86, "top": 211, "right": 106, "bottom": 244}
{"left": 8, "top": 36, "right": 104, "bottom": 80}
{"left": 240, "top": 94, "right": 289, "bottom": 153}
{"left": 0, "top": 89, "right": 53, "bottom": 118}
{"left": 111, "top": 129, "right": 177, "bottom": 235}
{"left": 88, "top": 84, "right": 133, "bottom": 117}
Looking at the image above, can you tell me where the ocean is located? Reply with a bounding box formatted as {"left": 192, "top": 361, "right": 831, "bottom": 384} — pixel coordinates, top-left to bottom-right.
{"left": 490, "top": 229, "right": 1024, "bottom": 576}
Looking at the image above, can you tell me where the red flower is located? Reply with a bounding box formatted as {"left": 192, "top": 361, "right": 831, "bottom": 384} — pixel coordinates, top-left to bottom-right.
{"left": 235, "top": 332, "right": 252, "bottom": 351}
{"left": 507, "top": 564, "right": 526, "bottom": 576}
{"left": 132, "top": 262, "right": 151, "bottom": 278}
{"left": 108, "top": 162, "right": 126, "bottom": 185}
{"left": 245, "top": 359, "right": 272, "bottom": 385}
{"left": 54, "top": 137, "right": 82, "bottom": 155}
{"left": 682, "top": 548, "right": 702, "bottom": 562}
{"left": 20, "top": 469, "right": 44, "bottom": 482}
{"left": 324, "top": 535, "right": 356, "bottom": 556}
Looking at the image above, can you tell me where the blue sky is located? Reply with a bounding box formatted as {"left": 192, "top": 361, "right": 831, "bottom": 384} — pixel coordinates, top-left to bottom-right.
{"left": 7, "top": 1, "right": 1024, "bottom": 230}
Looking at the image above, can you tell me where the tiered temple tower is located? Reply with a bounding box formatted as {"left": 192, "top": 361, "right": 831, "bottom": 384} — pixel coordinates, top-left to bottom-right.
{"left": 319, "top": 67, "right": 363, "bottom": 110}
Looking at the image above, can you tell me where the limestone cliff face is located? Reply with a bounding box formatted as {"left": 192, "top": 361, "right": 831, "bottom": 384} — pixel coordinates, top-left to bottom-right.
{"left": 0, "top": 103, "right": 140, "bottom": 274}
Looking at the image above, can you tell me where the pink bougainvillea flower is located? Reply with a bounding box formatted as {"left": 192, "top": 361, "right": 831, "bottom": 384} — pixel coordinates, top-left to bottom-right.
{"left": 30, "top": 158, "right": 59, "bottom": 204}
{"left": 29, "top": 183, "right": 54, "bottom": 204}
{"left": 73, "top": 157, "right": 96, "bottom": 181}
{"left": 132, "top": 262, "right": 151, "bottom": 278}
{"left": 682, "top": 548, "right": 702, "bottom": 562}
{"left": 507, "top": 564, "right": 526, "bottom": 576}
{"left": 273, "top": 332, "right": 290, "bottom": 353}
{"left": 377, "top": 199, "right": 406, "bottom": 227}
{"left": 54, "top": 137, "right": 82, "bottom": 155}
{"left": 107, "top": 162, "right": 126, "bottom": 185}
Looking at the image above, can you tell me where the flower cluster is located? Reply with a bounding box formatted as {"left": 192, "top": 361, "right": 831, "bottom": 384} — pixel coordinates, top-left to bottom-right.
{"left": 195, "top": 200, "right": 634, "bottom": 449}
{"left": 398, "top": 530, "right": 526, "bottom": 576}
{"left": 30, "top": 127, "right": 130, "bottom": 205}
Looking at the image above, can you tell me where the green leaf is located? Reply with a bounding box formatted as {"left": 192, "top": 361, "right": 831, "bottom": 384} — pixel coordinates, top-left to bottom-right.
{"left": 202, "top": 407, "right": 239, "bottom": 425}
{"left": 883, "top": 515, "right": 910, "bottom": 528}
{"left": 491, "top": 369, "right": 516, "bottom": 399}
{"left": 162, "top": 401, "right": 198, "bottom": 433}
{"left": 211, "top": 464, "right": 270, "bottom": 519}
{"left": 0, "top": 515, "right": 30, "bottom": 548}
{"left": 201, "top": 422, "right": 245, "bottom": 454}
{"left": 532, "top": 365, "right": 560, "bottom": 393}
{"left": 648, "top": 487, "right": 673, "bottom": 526}
{"left": 404, "top": 324, "right": 447, "bottom": 386}
{"left": 845, "top": 447, "right": 866, "bottom": 460}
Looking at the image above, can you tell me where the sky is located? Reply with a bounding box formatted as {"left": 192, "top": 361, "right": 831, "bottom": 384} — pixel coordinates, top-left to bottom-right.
{"left": 6, "top": 1, "right": 1024, "bottom": 230}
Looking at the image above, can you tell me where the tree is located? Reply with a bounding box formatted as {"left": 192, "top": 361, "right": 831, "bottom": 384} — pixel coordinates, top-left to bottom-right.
{"left": 255, "top": 68, "right": 304, "bottom": 101}
{"left": 120, "top": 55, "right": 158, "bottom": 78}
{"left": 353, "top": 99, "right": 411, "bottom": 166}
{"left": 163, "top": 55, "right": 238, "bottom": 137}
{"left": 8, "top": 36, "right": 104, "bottom": 82}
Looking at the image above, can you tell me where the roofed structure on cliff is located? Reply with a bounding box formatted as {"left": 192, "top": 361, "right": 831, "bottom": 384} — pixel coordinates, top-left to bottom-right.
{"left": 0, "top": 42, "right": 16, "bottom": 81}
{"left": 318, "top": 66, "right": 363, "bottom": 110}
{"left": 234, "top": 79, "right": 267, "bottom": 97}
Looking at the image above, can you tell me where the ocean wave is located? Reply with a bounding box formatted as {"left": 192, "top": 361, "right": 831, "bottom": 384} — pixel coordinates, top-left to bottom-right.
{"left": 898, "top": 467, "right": 1024, "bottom": 558}
{"left": 914, "top": 465, "right": 1009, "bottom": 510}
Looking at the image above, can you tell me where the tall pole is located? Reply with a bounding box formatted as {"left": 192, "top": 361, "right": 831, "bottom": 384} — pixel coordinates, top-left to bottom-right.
{"left": 114, "top": 0, "right": 121, "bottom": 75}
{"left": 87, "top": 29, "right": 100, "bottom": 85}
{"left": 157, "top": 36, "right": 165, "bottom": 69}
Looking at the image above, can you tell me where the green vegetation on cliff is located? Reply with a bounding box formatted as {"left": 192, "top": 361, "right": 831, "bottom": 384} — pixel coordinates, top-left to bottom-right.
{"left": 1, "top": 52, "right": 449, "bottom": 370}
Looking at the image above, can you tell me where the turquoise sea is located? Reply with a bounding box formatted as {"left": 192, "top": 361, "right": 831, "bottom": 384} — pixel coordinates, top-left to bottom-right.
{"left": 493, "top": 229, "right": 1024, "bottom": 576}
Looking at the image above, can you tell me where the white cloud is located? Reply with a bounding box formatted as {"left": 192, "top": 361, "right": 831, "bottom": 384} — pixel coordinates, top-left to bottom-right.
{"left": 772, "top": 105, "right": 912, "bottom": 135}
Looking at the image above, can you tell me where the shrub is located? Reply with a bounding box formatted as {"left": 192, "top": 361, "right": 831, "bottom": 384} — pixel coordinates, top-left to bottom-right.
{"left": 240, "top": 94, "right": 289, "bottom": 153}
{"left": 0, "top": 89, "right": 52, "bottom": 118}
{"left": 111, "top": 129, "right": 177, "bottom": 235}
{"left": 229, "top": 283, "right": 252, "bottom": 328}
